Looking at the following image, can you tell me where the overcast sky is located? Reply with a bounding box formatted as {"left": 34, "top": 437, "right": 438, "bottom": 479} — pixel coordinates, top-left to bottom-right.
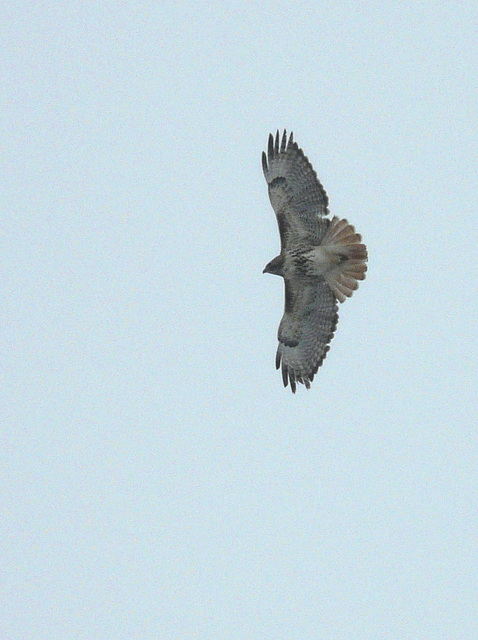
{"left": 2, "top": 2, "right": 477, "bottom": 639}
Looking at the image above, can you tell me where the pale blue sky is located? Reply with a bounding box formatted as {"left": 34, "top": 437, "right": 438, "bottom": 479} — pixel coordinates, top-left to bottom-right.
{"left": 1, "top": 2, "right": 477, "bottom": 639}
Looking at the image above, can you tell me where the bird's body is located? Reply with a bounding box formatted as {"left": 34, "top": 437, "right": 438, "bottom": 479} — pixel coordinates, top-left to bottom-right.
{"left": 262, "top": 130, "right": 368, "bottom": 393}
{"left": 266, "top": 245, "right": 338, "bottom": 279}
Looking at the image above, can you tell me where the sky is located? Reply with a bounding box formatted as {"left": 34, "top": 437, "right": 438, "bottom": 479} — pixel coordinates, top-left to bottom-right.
{"left": 1, "top": 1, "right": 477, "bottom": 638}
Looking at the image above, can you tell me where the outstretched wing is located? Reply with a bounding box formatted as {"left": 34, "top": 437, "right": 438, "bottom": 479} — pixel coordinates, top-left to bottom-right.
{"left": 276, "top": 278, "right": 338, "bottom": 393}
{"left": 262, "top": 130, "right": 330, "bottom": 249}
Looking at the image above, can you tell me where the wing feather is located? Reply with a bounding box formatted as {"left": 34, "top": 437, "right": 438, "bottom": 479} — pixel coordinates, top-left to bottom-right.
{"left": 276, "top": 278, "right": 338, "bottom": 393}
{"left": 262, "top": 130, "right": 329, "bottom": 249}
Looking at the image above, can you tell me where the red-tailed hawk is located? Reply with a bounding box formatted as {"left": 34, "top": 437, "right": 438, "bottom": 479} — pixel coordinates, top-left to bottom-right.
{"left": 262, "top": 130, "right": 368, "bottom": 393}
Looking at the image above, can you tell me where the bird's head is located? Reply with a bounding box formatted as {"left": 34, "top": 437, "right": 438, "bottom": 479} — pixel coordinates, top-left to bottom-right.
{"left": 263, "top": 255, "right": 285, "bottom": 277}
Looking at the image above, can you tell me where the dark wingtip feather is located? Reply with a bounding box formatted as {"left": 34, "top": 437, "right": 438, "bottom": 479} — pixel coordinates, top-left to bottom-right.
{"left": 275, "top": 130, "right": 280, "bottom": 153}
{"left": 262, "top": 151, "right": 268, "bottom": 174}
{"left": 281, "top": 362, "right": 288, "bottom": 388}
{"left": 268, "top": 133, "right": 274, "bottom": 160}
{"left": 280, "top": 129, "right": 287, "bottom": 152}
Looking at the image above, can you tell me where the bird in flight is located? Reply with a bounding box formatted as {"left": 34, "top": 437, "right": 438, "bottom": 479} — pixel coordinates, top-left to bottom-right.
{"left": 262, "top": 130, "right": 368, "bottom": 393}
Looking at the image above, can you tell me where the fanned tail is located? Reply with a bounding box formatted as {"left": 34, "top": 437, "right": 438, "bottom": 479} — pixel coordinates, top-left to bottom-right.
{"left": 322, "top": 216, "right": 368, "bottom": 303}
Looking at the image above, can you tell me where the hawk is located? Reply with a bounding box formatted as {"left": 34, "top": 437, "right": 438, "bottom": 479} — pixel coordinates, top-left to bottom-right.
{"left": 262, "top": 130, "right": 368, "bottom": 393}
